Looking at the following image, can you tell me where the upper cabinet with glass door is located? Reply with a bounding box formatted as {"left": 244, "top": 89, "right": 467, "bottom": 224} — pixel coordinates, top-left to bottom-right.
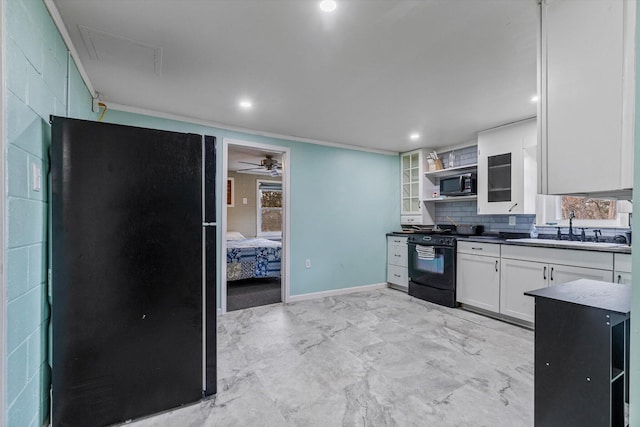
{"left": 401, "top": 149, "right": 427, "bottom": 225}
{"left": 477, "top": 118, "right": 537, "bottom": 215}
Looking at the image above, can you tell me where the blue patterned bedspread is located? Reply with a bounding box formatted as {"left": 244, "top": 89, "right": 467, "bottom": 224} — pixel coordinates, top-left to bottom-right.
{"left": 226, "top": 238, "right": 282, "bottom": 281}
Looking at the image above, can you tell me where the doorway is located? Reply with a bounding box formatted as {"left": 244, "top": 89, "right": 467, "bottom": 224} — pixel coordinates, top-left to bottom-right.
{"left": 221, "top": 139, "right": 290, "bottom": 313}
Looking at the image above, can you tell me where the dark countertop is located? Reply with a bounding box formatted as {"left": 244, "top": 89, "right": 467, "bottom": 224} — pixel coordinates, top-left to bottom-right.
{"left": 386, "top": 232, "right": 416, "bottom": 237}
{"left": 457, "top": 236, "right": 632, "bottom": 254}
{"left": 387, "top": 232, "right": 631, "bottom": 254}
{"left": 525, "top": 279, "right": 631, "bottom": 315}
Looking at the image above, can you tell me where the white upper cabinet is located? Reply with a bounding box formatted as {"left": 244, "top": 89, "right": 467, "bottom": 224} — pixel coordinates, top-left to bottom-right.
{"left": 477, "top": 118, "right": 537, "bottom": 215}
{"left": 400, "top": 149, "right": 424, "bottom": 224}
{"left": 400, "top": 149, "right": 434, "bottom": 225}
{"left": 539, "top": 0, "right": 636, "bottom": 197}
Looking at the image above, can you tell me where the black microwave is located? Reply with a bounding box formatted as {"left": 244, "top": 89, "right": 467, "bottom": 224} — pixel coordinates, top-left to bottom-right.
{"left": 440, "top": 173, "right": 476, "bottom": 196}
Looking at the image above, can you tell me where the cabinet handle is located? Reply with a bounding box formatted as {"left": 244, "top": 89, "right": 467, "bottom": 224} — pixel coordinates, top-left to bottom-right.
{"left": 471, "top": 247, "right": 483, "bottom": 251}
{"left": 550, "top": 267, "right": 554, "bottom": 281}
{"left": 508, "top": 203, "right": 518, "bottom": 213}
{"left": 394, "top": 254, "right": 401, "bottom": 257}
{"left": 394, "top": 274, "right": 401, "bottom": 278}
{"left": 618, "top": 275, "right": 622, "bottom": 284}
{"left": 543, "top": 266, "right": 547, "bottom": 280}
{"left": 495, "top": 260, "right": 498, "bottom": 272}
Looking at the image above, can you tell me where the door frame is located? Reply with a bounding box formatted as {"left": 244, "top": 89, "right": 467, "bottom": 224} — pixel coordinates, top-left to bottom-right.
{"left": 221, "top": 138, "right": 290, "bottom": 314}
{"left": 0, "top": 0, "right": 7, "bottom": 422}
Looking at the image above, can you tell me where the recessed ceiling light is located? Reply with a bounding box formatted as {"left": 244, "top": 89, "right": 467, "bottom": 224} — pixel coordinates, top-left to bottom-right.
{"left": 239, "top": 99, "right": 253, "bottom": 110}
{"left": 319, "top": 0, "right": 337, "bottom": 13}
{"left": 409, "top": 133, "right": 420, "bottom": 141}
{"left": 531, "top": 95, "right": 539, "bottom": 103}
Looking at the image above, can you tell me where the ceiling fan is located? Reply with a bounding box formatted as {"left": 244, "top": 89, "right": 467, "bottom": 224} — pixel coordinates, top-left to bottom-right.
{"left": 237, "top": 154, "right": 282, "bottom": 176}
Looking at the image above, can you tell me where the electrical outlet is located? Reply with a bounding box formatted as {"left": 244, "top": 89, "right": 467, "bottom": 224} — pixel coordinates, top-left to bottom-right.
{"left": 509, "top": 215, "right": 516, "bottom": 226}
{"left": 305, "top": 259, "right": 311, "bottom": 269}
{"left": 242, "top": 197, "right": 248, "bottom": 205}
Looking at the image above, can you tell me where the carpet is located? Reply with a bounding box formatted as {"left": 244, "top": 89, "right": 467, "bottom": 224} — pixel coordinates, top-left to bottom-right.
{"left": 227, "top": 278, "right": 282, "bottom": 311}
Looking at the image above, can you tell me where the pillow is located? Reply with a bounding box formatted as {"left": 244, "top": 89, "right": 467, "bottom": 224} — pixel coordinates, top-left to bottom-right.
{"left": 226, "top": 231, "right": 246, "bottom": 241}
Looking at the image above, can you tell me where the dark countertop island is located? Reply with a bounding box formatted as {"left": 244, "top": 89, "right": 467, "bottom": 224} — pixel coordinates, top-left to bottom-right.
{"left": 525, "top": 279, "right": 630, "bottom": 427}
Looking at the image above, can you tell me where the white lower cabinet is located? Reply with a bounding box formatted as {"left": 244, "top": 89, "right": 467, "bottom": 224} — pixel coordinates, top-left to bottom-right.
{"left": 457, "top": 242, "right": 500, "bottom": 312}
{"left": 550, "top": 264, "right": 613, "bottom": 285}
{"left": 499, "top": 259, "right": 548, "bottom": 323}
{"left": 614, "top": 253, "right": 632, "bottom": 285}
{"left": 504, "top": 263, "right": 612, "bottom": 323}
{"left": 457, "top": 243, "right": 615, "bottom": 325}
{"left": 387, "top": 236, "right": 408, "bottom": 291}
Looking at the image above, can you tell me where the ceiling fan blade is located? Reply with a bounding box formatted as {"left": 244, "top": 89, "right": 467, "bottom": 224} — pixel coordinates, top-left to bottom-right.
{"left": 236, "top": 167, "right": 264, "bottom": 172}
{"left": 238, "top": 161, "right": 262, "bottom": 166}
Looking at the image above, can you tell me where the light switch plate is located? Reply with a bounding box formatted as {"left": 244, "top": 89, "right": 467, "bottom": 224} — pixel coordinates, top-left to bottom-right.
{"left": 32, "top": 163, "right": 41, "bottom": 192}
{"left": 243, "top": 197, "right": 248, "bottom": 205}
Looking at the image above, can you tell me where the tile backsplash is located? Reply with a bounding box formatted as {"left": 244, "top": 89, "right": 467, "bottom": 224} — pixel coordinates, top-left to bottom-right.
{"left": 437, "top": 145, "right": 477, "bottom": 168}
{"left": 435, "top": 201, "right": 535, "bottom": 233}
{"left": 435, "top": 200, "right": 630, "bottom": 241}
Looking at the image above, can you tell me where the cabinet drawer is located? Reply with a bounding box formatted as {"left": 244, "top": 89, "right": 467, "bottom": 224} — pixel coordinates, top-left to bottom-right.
{"left": 387, "top": 243, "right": 408, "bottom": 267}
{"left": 387, "top": 236, "right": 408, "bottom": 245}
{"left": 614, "top": 253, "right": 632, "bottom": 273}
{"left": 457, "top": 241, "right": 501, "bottom": 257}
{"left": 501, "top": 245, "right": 613, "bottom": 270}
{"left": 387, "top": 264, "right": 408, "bottom": 286}
{"left": 401, "top": 215, "right": 422, "bottom": 225}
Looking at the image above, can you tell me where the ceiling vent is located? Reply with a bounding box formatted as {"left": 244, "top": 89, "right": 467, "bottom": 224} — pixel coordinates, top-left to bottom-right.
{"left": 79, "top": 25, "right": 162, "bottom": 75}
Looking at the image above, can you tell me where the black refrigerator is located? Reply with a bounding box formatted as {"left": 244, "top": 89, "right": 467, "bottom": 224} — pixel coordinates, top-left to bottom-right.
{"left": 50, "top": 117, "right": 217, "bottom": 427}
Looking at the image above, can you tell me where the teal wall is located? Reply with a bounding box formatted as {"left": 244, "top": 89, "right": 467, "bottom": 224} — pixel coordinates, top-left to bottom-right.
{"left": 629, "top": 1, "right": 640, "bottom": 424}
{"left": 102, "top": 110, "right": 400, "bottom": 302}
{"left": 3, "top": 2, "right": 399, "bottom": 424}
{"left": 4, "top": 0, "right": 96, "bottom": 425}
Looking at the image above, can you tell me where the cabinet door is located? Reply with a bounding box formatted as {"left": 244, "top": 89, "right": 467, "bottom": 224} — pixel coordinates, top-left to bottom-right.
{"left": 541, "top": 0, "right": 632, "bottom": 194}
{"left": 549, "top": 264, "right": 613, "bottom": 286}
{"left": 401, "top": 150, "right": 422, "bottom": 215}
{"left": 477, "top": 119, "right": 536, "bottom": 214}
{"left": 500, "top": 258, "right": 548, "bottom": 323}
{"left": 456, "top": 253, "right": 500, "bottom": 313}
{"left": 614, "top": 272, "right": 632, "bottom": 285}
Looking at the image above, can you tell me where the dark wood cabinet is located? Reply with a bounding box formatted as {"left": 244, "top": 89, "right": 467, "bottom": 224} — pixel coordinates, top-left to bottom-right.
{"left": 526, "top": 279, "right": 630, "bottom": 427}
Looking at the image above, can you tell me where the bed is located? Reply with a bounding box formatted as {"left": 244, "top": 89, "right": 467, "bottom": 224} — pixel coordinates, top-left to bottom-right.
{"left": 226, "top": 232, "right": 282, "bottom": 281}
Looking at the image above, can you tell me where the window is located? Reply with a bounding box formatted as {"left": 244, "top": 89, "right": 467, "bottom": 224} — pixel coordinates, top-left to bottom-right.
{"left": 257, "top": 180, "right": 282, "bottom": 238}
{"left": 536, "top": 195, "right": 631, "bottom": 228}
{"left": 560, "top": 196, "right": 617, "bottom": 220}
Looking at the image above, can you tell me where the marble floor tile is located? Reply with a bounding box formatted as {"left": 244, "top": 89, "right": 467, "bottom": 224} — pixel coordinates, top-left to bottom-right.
{"left": 127, "top": 288, "right": 535, "bottom": 426}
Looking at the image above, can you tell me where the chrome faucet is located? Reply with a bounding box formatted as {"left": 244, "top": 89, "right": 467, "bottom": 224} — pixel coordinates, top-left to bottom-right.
{"left": 568, "top": 210, "right": 576, "bottom": 241}
{"left": 594, "top": 229, "right": 602, "bottom": 242}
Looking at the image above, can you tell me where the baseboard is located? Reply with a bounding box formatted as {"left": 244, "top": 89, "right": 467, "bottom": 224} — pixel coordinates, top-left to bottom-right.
{"left": 287, "top": 283, "right": 387, "bottom": 303}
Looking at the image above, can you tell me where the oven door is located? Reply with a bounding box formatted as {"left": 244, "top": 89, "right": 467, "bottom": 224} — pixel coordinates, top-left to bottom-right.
{"left": 408, "top": 243, "right": 455, "bottom": 290}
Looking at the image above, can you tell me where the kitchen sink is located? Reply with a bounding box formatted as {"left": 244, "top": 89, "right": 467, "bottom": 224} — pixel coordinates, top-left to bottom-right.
{"left": 505, "top": 238, "right": 627, "bottom": 249}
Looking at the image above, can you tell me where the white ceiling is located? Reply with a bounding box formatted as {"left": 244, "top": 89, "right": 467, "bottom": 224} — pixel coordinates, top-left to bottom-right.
{"left": 52, "top": 0, "right": 539, "bottom": 153}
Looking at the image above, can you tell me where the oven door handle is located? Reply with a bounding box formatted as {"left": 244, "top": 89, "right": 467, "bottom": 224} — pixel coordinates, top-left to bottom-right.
{"left": 413, "top": 245, "right": 453, "bottom": 251}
